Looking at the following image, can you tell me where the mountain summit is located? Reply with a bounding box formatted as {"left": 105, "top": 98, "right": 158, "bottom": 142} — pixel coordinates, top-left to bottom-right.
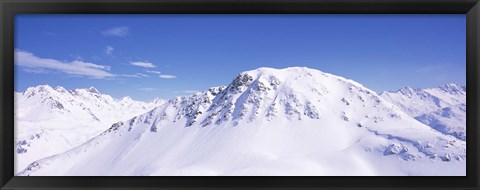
{"left": 18, "top": 67, "right": 466, "bottom": 176}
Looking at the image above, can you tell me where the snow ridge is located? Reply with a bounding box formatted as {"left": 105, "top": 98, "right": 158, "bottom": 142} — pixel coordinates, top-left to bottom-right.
{"left": 14, "top": 85, "right": 165, "bottom": 172}
{"left": 380, "top": 83, "right": 466, "bottom": 140}
{"left": 17, "top": 68, "right": 466, "bottom": 176}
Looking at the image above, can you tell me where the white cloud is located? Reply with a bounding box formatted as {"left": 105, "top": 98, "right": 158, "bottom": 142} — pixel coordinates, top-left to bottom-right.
{"left": 121, "top": 73, "right": 148, "bottom": 78}
{"left": 73, "top": 61, "right": 111, "bottom": 70}
{"left": 21, "top": 68, "right": 49, "bottom": 74}
{"left": 102, "top": 27, "right": 129, "bottom": 37}
{"left": 138, "top": 88, "right": 160, "bottom": 91}
{"left": 105, "top": 46, "right": 114, "bottom": 56}
{"left": 15, "top": 50, "right": 114, "bottom": 79}
{"left": 130, "top": 61, "right": 156, "bottom": 68}
{"left": 121, "top": 73, "right": 149, "bottom": 78}
{"left": 136, "top": 73, "right": 149, "bottom": 77}
{"left": 146, "top": 70, "right": 161, "bottom": 74}
{"left": 159, "top": 75, "right": 176, "bottom": 79}
{"left": 121, "top": 74, "right": 140, "bottom": 78}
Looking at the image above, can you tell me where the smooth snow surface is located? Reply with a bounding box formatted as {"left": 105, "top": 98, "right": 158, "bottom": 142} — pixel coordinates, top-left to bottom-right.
{"left": 16, "top": 67, "right": 466, "bottom": 176}
{"left": 14, "top": 85, "right": 165, "bottom": 172}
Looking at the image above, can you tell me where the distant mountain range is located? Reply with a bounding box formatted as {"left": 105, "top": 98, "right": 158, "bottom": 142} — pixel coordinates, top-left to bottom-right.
{"left": 380, "top": 83, "right": 466, "bottom": 141}
{"left": 14, "top": 85, "right": 164, "bottom": 172}
{"left": 16, "top": 67, "right": 466, "bottom": 176}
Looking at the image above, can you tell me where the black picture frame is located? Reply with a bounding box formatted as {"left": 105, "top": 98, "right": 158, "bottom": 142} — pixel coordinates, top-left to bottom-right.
{"left": 1, "top": 0, "right": 479, "bottom": 189}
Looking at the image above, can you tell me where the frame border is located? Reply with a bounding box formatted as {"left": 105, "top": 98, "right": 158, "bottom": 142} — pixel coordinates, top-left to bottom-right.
{"left": 1, "top": 0, "right": 479, "bottom": 189}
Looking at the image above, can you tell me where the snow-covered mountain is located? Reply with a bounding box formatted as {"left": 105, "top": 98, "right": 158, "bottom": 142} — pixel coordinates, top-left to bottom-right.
{"left": 380, "top": 84, "right": 466, "bottom": 141}
{"left": 18, "top": 67, "right": 466, "bottom": 176}
{"left": 14, "top": 85, "right": 165, "bottom": 172}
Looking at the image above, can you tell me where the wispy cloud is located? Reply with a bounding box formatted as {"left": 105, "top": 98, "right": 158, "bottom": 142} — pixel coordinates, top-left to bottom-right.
{"left": 121, "top": 73, "right": 150, "bottom": 78}
{"left": 159, "top": 75, "right": 176, "bottom": 79}
{"left": 130, "top": 61, "right": 156, "bottom": 68}
{"left": 15, "top": 50, "right": 114, "bottom": 79}
{"left": 105, "top": 46, "right": 114, "bottom": 56}
{"left": 136, "top": 73, "right": 149, "bottom": 77}
{"left": 121, "top": 74, "right": 141, "bottom": 78}
{"left": 102, "top": 26, "right": 129, "bottom": 37}
{"left": 21, "top": 68, "right": 49, "bottom": 74}
{"left": 146, "top": 70, "right": 161, "bottom": 74}
{"left": 138, "top": 87, "right": 161, "bottom": 91}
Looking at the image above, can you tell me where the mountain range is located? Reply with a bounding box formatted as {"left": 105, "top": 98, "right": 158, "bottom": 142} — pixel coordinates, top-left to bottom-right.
{"left": 15, "top": 67, "right": 466, "bottom": 176}
{"left": 14, "top": 85, "right": 164, "bottom": 172}
{"left": 380, "top": 84, "right": 466, "bottom": 141}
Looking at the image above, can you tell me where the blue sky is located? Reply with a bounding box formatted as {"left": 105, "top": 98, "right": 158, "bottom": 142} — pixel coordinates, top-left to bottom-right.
{"left": 15, "top": 14, "right": 466, "bottom": 101}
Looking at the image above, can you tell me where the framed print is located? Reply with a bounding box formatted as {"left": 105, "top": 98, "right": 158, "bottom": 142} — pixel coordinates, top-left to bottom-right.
{"left": 1, "top": 0, "right": 479, "bottom": 189}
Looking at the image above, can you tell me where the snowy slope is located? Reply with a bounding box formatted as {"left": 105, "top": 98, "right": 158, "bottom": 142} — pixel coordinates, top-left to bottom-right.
{"left": 380, "top": 84, "right": 466, "bottom": 140}
{"left": 14, "top": 85, "right": 165, "bottom": 172}
{"left": 18, "top": 67, "right": 466, "bottom": 176}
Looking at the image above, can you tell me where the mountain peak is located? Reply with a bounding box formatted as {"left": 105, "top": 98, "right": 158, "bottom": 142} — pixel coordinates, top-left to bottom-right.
{"left": 54, "top": 86, "right": 68, "bottom": 93}
{"left": 121, "top": 96, "right": 133, "bottom": 102}
{"left": 87, "top": 87, "right": 100, "bottom": 94}
{"left": 439, "top": 83, "right": 465, "bottom": 94}
{"left": 33, "top": 84, "right": 54, "bottom": 92}
{"left": 241, "top": 67, "right": 319, "bottom": 78}
{"left": 226, "top": 67, "right": 329, "bottom": 92}
{"left": 23, "top": 85, "right": 55, "bottom": 97}
{"left": 395, "top": 86, "right": 418, "bottom": 96}
{"left": 153, "top": 97, "right": 165, "bottom": 104}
